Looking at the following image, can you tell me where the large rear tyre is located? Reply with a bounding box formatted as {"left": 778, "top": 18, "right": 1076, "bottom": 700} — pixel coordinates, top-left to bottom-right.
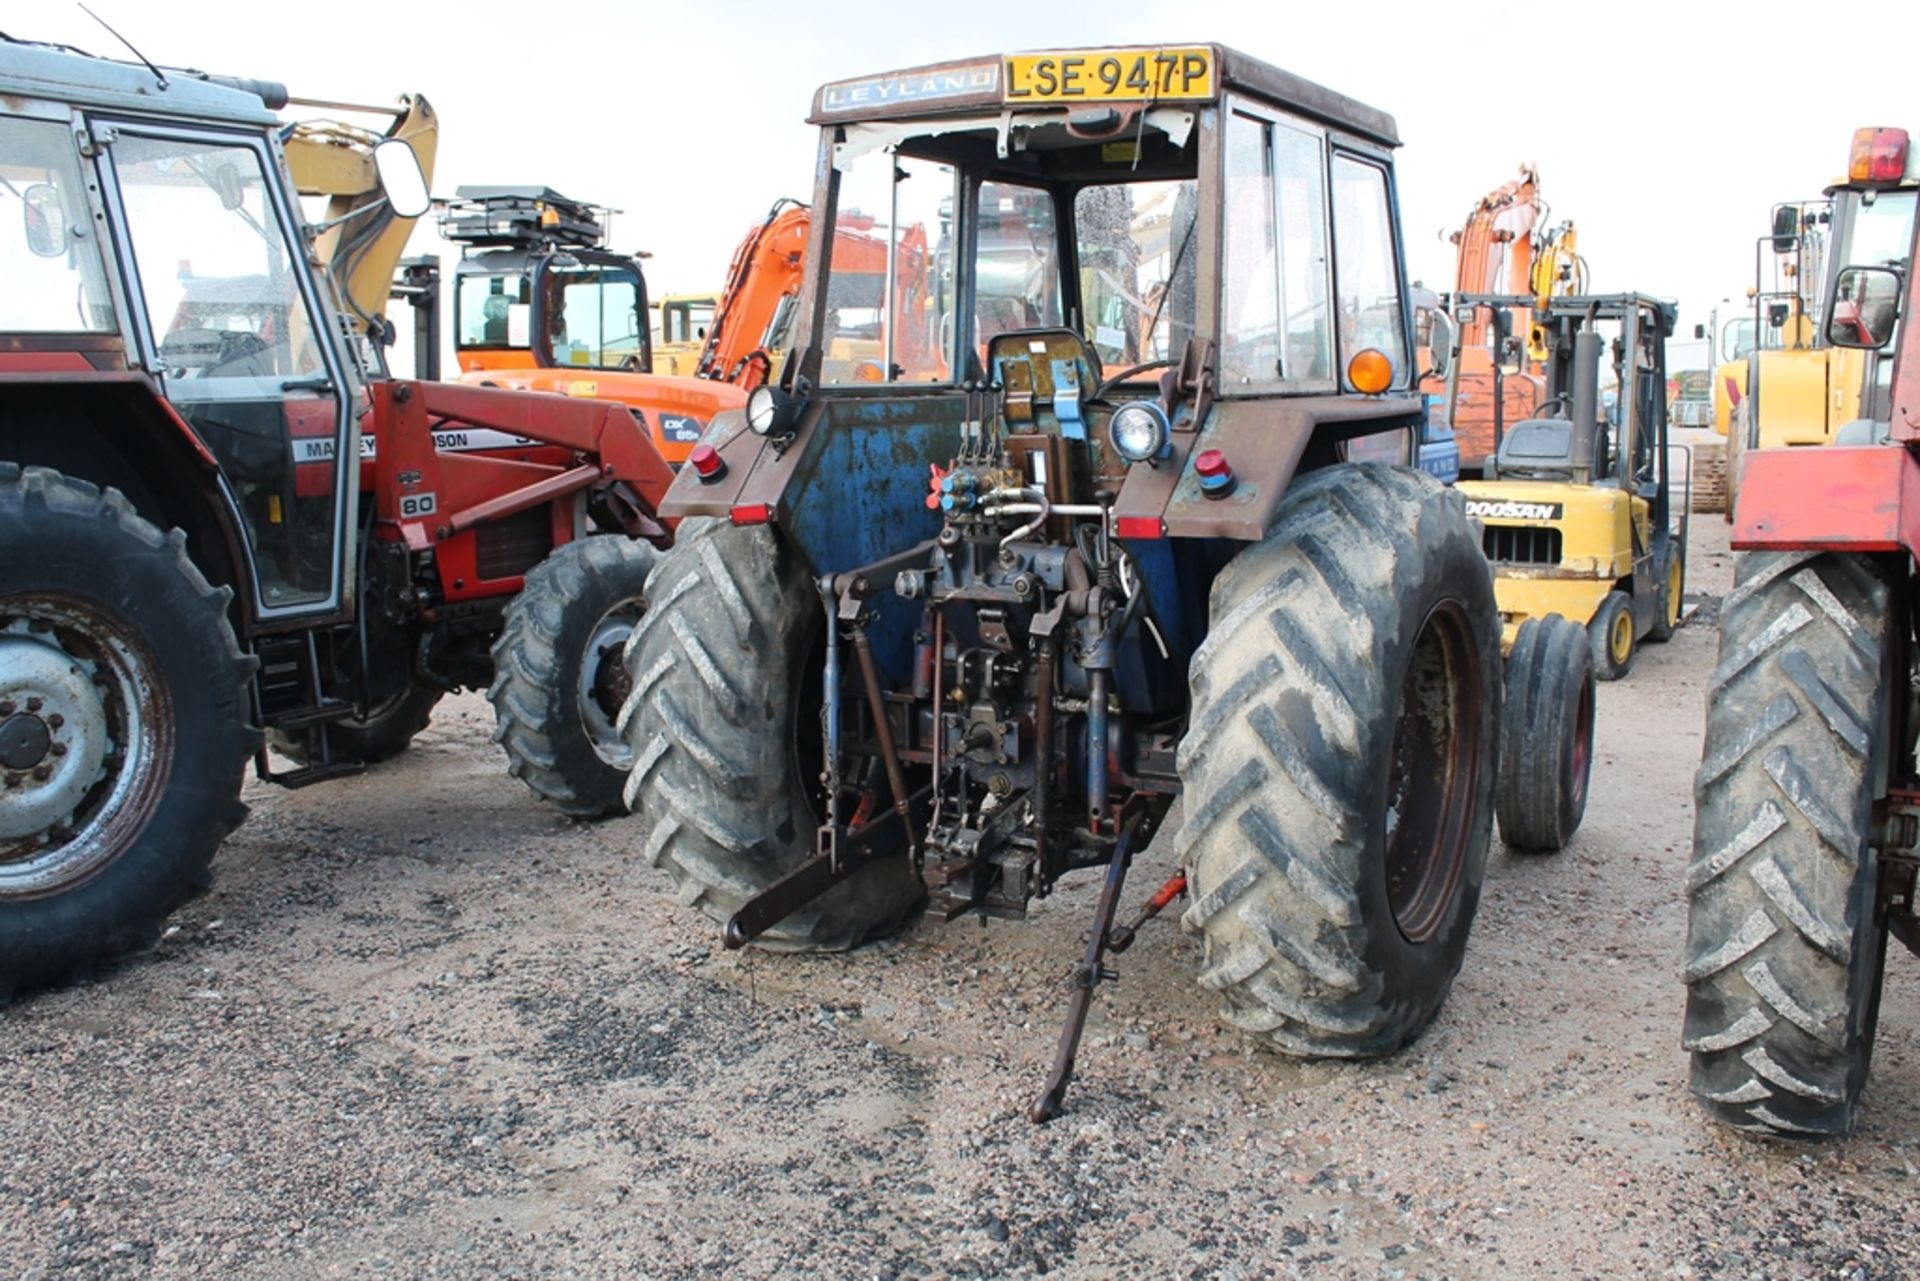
{"left": 0, "top": 465, "right": 255, "bottom": 997}
{"left": 617, "top": 520, "right": 923, "bottom": 950}
{"left": 1684, "top": 551, "right": 1896, "bottom": 1138}
{"left": 491, "top": 535, "right": 657, "bottom": 819}
{"left": 1178, "top": 465, "right": 1502, "bottom": 1057}
{"left": 1495, "top": 614, "right": 1595, "bottom": 853}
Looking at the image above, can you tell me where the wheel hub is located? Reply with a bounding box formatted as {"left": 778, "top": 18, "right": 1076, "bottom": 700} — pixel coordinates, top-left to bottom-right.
{"left": 578, "top": 605, "right": 642, "bottom": 769}
{"left": 0, "top": 712, "right": 51, "bottom": 770}
{"left": 0, "top": 630, "right": 113, "bottom": 847}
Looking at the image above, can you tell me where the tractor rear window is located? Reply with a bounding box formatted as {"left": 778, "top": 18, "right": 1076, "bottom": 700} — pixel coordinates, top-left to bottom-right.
{"left": 821, "top": 151, "right": 955, "bottom": 385}
{"left": 1075, "top": 179, "right": 1197, "bottom": 368}
{"left": 1331, "top": 156, "right": 1408, "bottom": 388}
{"left": 0, "top": 114, "right": 115, "bottom": 333}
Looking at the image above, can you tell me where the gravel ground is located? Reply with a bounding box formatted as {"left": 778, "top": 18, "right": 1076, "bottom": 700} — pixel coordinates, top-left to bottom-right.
{"left": 3, "top": 518, "right": 1918, "bottom": 1281}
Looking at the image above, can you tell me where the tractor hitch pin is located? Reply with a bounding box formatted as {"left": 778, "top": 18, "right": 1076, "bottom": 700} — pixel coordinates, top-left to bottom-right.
{"left": 1106, "top": 868, "right": 1186, "bottom": 954}
{"left": 1031, "top": 804, "right": 1157, "bottom": 1124}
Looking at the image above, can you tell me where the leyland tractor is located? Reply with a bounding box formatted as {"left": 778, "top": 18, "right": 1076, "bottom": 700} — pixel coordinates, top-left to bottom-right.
{"left": 619, "top": 44, "right": 1590, "bottom": 1118}
{"left": 0, "top": 38, "right": 678, "bottom": 995}
{"left": 1683, "top": 187, "right": 1920, "bottom": 1139}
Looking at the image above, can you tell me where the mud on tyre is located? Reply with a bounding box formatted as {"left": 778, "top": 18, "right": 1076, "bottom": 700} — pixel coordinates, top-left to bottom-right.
{"left": 1177, "top": 464, "right": 1502, "bottom": 1057}
{"left": 0, "top": 465, "right": 254, "bottom": 997}
{"left": 616, "top": 520, "right": 922, "bottom": 949}
{"left": 1684, "top": 550, "right": 1896, "bottom": 1137}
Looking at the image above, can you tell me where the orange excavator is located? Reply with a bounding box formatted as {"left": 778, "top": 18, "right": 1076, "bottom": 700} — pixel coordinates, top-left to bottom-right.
{"left": 1422, "top": 165, "right": 1589, "bottom": 474}
{"left": 689, "top": 197, "right": 937, "bottom": 391}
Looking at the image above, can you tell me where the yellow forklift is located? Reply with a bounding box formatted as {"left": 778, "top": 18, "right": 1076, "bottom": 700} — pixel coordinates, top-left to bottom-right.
{"left": 1453, "top": 294, "right": 1687, "bottom": 679}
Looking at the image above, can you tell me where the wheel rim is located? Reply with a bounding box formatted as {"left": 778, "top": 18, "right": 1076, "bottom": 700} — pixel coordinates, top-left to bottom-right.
{"left": 578, "top": 599, "right": 644, "bottom": 769}
{"left": 0, "top": 598, "right": 168, "bottom": 900}
{"left": 1610, "top": 607, "right": 1633, "bottom": 665}
{"left": 1383, "top": 601, "right": 1481, "bottom": 944}
{"left": 1666, "top": 557, "right": 1683, "bottom": 629}
{"left": 1569, "top": 670, "right": 1596, "bottom": 812}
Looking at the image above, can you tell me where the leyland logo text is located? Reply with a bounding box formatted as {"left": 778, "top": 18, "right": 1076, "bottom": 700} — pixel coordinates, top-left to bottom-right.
{"left": 1464, "top": 499, "right": 1563, "bottom": 521}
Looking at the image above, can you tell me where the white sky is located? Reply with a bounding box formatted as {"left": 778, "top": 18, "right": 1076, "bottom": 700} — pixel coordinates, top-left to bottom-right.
{"left": 19, "top": 0, "right": 1920, "bottom": 345}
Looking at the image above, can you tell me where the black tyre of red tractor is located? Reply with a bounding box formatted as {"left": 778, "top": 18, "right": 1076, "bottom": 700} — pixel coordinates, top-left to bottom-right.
{"left": 617, "top": 520, "right": 924, "bottom": 950}
{"left": 1495, "top": 614, "right": 1595, "bottom": 854}
{"left": 1178, "top": 464, "right": 1503, "bottom": 1057}
{"left": 1684, "top": 550, "right": 1894, "bottom": 1138}
{"left": 0, "top": 464, "right": 255, "bottom": 998}
{"left": 1589, "top": 589, "right": 1635, "bottom": 681}
{"left": 490, "top": 535, "right": 658, "bottom": 819}
{"left": 268, "top": 679, "right": 441, "bottom": 766}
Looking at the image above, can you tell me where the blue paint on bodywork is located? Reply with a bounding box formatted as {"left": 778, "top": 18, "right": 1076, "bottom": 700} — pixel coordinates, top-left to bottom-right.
{"left": 781, "top": 393, "right": 968, "bottom": 683}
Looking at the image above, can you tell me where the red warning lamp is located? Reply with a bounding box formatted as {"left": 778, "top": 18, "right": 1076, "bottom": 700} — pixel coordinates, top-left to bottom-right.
{"left": 689, "top": 443, "right": 727, "bottom": 483}
{"left": 1849, "top": 128, "right": 1910, "bottom": 184}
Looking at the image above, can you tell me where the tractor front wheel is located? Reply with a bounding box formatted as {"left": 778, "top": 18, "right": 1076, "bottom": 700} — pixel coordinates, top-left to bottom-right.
{"left": 617, "top": 520, "right": 923, "bottom": 949}
{"left": 1178, "top": 465, "right": 1502, "bottom": 1057}
{"left": 0, "top": 465, "right": 254, "bottom": 997}
{"left": 491, "top": 535, "right": 659, "bottom": 819}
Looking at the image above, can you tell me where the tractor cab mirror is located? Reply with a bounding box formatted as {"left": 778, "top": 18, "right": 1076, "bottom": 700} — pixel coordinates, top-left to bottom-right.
{"left": 1425, "top": 307, "right": 1454, "bottom": 379}
{"left": 21, "top": 183, "right": 65, "bottom": 257}
{"left": 1826, "top": 266, "right": 1902, "bottom": 349}
{"left": 373, "top": 139, "right": 431, "bottom": 220}
{"left": 1768, "top": 302, "right": 1790, "bottom": 329}
{"left": 1771, "top": 205, "right": 1800, "bottom": 254}
{"left": 1693, "top": 323, "right": 1705, "bottom": 340}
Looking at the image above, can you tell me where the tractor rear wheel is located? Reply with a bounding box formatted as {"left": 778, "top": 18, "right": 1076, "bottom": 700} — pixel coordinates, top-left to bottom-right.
{"left": 491, "top": 535, "right": 657, "bottom": 819}
{"left": 0, "top": 465, "right": 254, "bottom": 997}
{"left": 1178, "top": 464, "right": 1502, "bottom": 1057}
{"left": 1495, "top": 614, "right": 1594, "bottom": 853}
{"left": 617, "top": 520, "right": 923, "bottom": 949}
{"left": 1590, "top": 590, "right": 1635, "bottom": 681}
{"left": 1684, "top": 550, "right": 1896, "bottom": 1137}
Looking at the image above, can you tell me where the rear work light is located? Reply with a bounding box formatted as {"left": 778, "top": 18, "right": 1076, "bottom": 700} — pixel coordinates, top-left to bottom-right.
{"left": 1849, "top": 127, "right": 1909, "bottom": 184}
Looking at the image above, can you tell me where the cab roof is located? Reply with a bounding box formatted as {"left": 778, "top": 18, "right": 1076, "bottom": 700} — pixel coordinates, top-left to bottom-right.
{"left": 0, "top": 36, "right": 284, "bottom": 127}
{"left": 808, "top": 43, "right": 1398, "bottom": 148}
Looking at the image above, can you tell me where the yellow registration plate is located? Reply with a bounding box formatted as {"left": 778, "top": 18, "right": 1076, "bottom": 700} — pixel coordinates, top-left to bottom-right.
{"left": 1004, "top": 47, "right": 1215, "bottom": 104}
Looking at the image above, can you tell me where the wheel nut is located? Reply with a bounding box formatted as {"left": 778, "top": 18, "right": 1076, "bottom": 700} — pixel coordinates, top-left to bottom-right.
{"left": 4, "top": 774, "right": 20, "bottom": 789}
{"left": 32, "top": 766, "right": 52, "bottom": 782}
{"left": 50, "top": 743, "right": 67, "bottom": 758}
{"left": 0, "top": 701, "right": 13, "bottom": 717}
{"left": 46, "top": 714, "right": 63, "bottom": 729}
{"left": 25, "top": 697, "right": 42, "bottom": 713}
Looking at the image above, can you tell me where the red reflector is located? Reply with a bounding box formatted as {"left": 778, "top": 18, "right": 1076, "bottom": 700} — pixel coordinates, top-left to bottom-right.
{"left": 1115, "top": 515, "right": 1163, "bottom": 540}
{"left": 729, "top": 502, "right": 773, "bottom": 526}
{"left": 689, "top": 443, "right": 726, "bottom": 482}
{"left": 1850, "top": 127, "right": 1910, "bottom": 183}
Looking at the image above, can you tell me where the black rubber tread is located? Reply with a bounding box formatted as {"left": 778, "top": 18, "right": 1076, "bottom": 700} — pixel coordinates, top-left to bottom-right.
{"left": 267, "top": 683, "right": 441, "bottom": 765}
{"left": 490, "top": 535, "right": 657, "bottom": 819}
{"left": 1648, "top": 541, "right": 1684, "bottom": 644}
{"left": 1177, "top": 464, "right": 1502, "bottom": 1058}
{"left": 0, "top": 463, "right": 256, "bottom": 998}
{"left": 1495, "top": 614, "right": 1594, "bottom": 854}
{"left": 1683, "top": 550, "right": 1894, "bottom": 1138}
{"left": 616, "top": 519, "right": 923, "bottom": 950}
{"left": 1589, "top": 589, "right": 1635, "bottom": 681}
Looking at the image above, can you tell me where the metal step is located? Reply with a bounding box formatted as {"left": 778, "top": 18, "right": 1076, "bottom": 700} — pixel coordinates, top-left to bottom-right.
{"left": 262, "top": 699, "right": 357, "bottom": 731}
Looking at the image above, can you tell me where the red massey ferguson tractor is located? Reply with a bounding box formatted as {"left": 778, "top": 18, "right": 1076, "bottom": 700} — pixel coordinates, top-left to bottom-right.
{"left": 0, "top": 39, "right": 677, "bottom": 995}
{"left": 1684, "top": 161, "right": 1920, "bottom": 1137}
